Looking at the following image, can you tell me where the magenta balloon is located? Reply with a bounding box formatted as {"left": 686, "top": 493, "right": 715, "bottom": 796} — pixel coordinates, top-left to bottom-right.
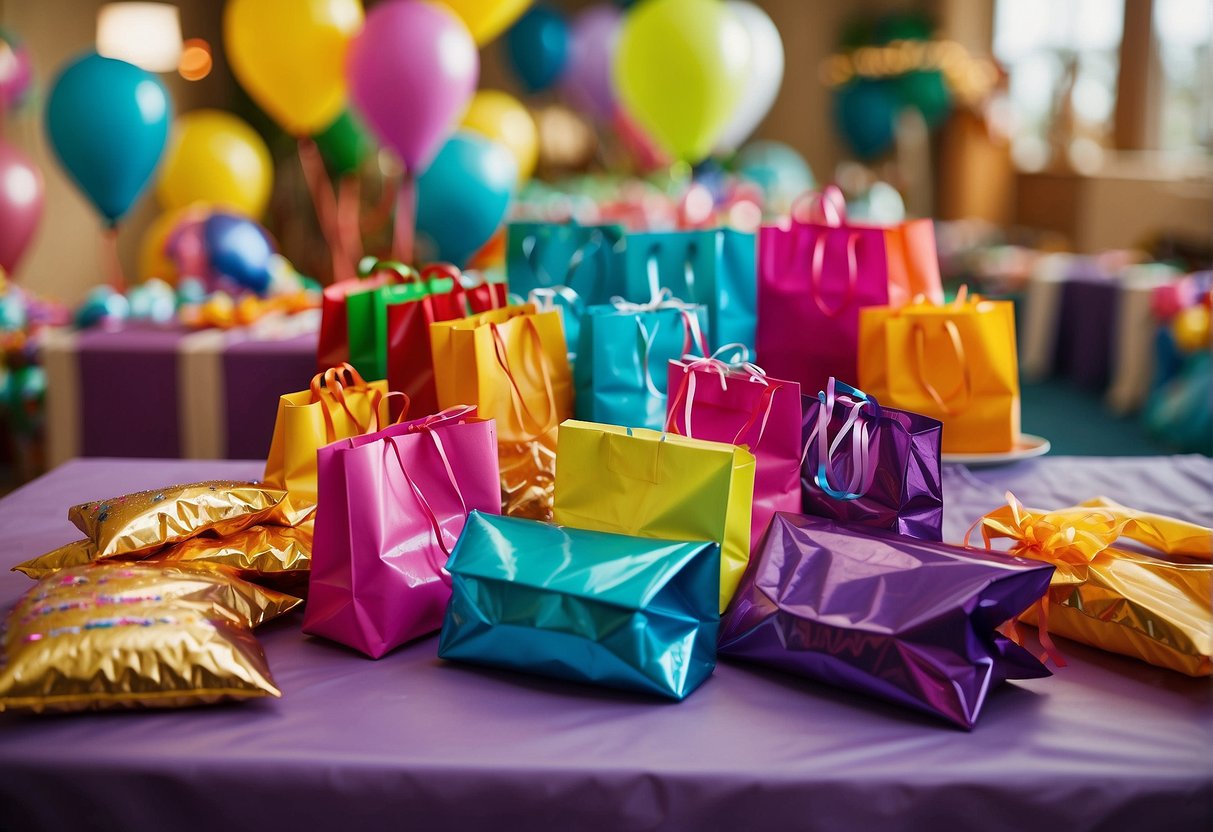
{"left": 0, "top": 32, "right": 33, "bottom": 110}
{"left": 0, "top": 138, "right": 43, "bottom": 275}
{"left": 560, "top": 5, "right": 620, "bottom": 121}
{"left": 346, "top": 0, "right": 479, "bottom": 173}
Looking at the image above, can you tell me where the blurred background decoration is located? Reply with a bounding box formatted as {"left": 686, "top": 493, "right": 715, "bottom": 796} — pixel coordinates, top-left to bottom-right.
{"left": 0, "top": 0, "right": 1209, "bottom": 486}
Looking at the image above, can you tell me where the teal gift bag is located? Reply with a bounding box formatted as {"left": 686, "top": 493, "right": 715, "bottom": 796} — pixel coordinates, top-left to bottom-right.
{"left": 621, "top": 228, "right": 757, "bottom": 351}
{"left": 574, "top": 296, "right": 710, "bottom": 429}
{"left": 506, "top": 222, "right": 625, "bottom": 305}
{"left": 438, "top": 511, "right": 720, "bottom": 700}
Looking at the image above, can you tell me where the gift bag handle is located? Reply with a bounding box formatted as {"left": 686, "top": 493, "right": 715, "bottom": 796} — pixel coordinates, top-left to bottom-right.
{"left": 801, "top": 378, "right": 880, "bottom": 501}
{"left": 311, "top": 363, "right": 410, "bottom": 439}
{"left": 384, "top": 434, "right": 461, "bottom": 586}
{"left": 357, "top": 256, "right": 419, "bottom": 284}
{"left": 490, "top": 316, "right": 559, "bottom": 440}
{"left": 911, "top": 319, "right": 971, "bottom": 415}
{"left": 807, "top": 231, "right": 861, "bottom": 318}
{"left": 645, "top": 240, "right": 700, "bottom": 306}
{"left": 665, "top": 348, "right": 776, "bottom": 448}
{"left": 523, "top": 228, "right": 613, "bottom": 292}
{"left": 790, "top": 185, "right": 848, "bottom": 228}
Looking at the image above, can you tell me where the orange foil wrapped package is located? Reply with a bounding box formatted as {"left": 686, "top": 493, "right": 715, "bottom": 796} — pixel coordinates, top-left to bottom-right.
{"left": 68, "top": 480, "right": 286, "bottom": 559}
{"left": 977, "top": 493, "right": 1212, "bottom": 677}
{"left": 499, "top": 434, "right": 557, "bottom": 521}
{"left": 0, "top": 563, "right": 300, "bottom": 713}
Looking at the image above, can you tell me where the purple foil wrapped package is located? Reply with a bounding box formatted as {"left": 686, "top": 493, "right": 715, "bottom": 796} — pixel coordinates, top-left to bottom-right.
{"left": 719, "top": 513, "right": 1054, "bottom": 729}
{"left": 801, "top": 379, "right": 944, "bottom": 541}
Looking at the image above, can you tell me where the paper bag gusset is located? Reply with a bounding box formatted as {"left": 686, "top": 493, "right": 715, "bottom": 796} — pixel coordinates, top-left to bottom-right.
{"left": 977, "top": 493, "right": 1212, "bottom": 677}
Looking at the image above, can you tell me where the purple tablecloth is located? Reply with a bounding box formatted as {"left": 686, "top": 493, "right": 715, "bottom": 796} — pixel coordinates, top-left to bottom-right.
{"left": 0, "top": 457, "right": 1210, "bottom": 831}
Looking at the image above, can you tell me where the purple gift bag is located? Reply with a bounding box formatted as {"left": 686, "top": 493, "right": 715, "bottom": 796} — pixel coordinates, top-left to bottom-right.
{"left": 801, "top": 378, "right": 943, "bottom": 541}
{"left": 720, "top": 513, "right": 1055, "bottom": 729}
{"left": 666, "top": 351, "right": 801, "bottom": 552}
{"left": 304, "top": 406, "right": 501, "bottom": 658}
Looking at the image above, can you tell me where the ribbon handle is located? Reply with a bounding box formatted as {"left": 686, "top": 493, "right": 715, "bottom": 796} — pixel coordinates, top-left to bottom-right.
{"left": 383, "top": 434, "right": 462, "bottom": 586}
{"left": 801, "top": 378, "right": 879, "bottom": 502}
{"left": 665, "top": 351, "right": 776, "bottom": 449}
{"left": 490, "top": 317, "right": 560, "bottom": 441}
{"left": 311, "top": 363, "right": 410, "bottom": 440}
{"left": 911, "top": 319, "right": 971, "bottom": 415}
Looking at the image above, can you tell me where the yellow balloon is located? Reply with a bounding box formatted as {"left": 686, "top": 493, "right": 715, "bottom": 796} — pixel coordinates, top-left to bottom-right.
{"left": 440, "top": 0, "right": 531, "bottom": 45}
{"left": 138, "top": 205, "right": 210, "bottom": 285}
{"left": 224, "top": 0, "right": 364, "bottom": 136}
{"left": 156, "top": 110, "right": 273, "bottom": 217}
{"left": 1173, "top": 305, "right": 1211, "bottom": 353}
{"left": 460, "top": 90, "right": 539, "bottom": 182}
{"left": 614, "top": 0, "right": 752, "bottom": 163}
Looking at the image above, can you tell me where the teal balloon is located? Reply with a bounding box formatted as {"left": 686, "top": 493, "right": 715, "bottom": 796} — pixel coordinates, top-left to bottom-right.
{"left": 416, "top": 132, "right": 516, "bottom": 267}
{"left": 314, "top": 110, "right": 373, "bottom": 176}
{"left": 735, "top": 141, "right": 815, "bottom": 203}
{"left": 506, "top": 5, "right": 570, "bottom": 93}
{"left": 833, "top": 80, "right": 899, "bottom": 160}
{"left": 893, "top": 69, "right": 952, "bottom": 128}
{"left": 45, "top": 52, "right": 170, "bottom": 224}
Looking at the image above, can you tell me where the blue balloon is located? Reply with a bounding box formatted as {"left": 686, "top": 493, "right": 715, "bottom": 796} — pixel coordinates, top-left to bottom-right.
{"left": 735, "top": 140, "right": 815, "bottom": 204}
{"left": 203, "top": 213, "right": 275, "bottom": 295}
{"left": 506, "top": 5, "right": 570, "bottom": 93}
{"left": 416, "top": 132, "right": 516, "bottom": 267}
{"left": 75, "top": 287, "right": 130, "bottom": 329}
{"left": 45, "top": 52, "right": 170, "bottom": 224}
{"left": 833, "top": 80, "right": 899, "bottom": 160}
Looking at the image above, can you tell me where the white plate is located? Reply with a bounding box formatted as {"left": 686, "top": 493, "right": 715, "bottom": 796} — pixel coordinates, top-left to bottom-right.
{"left": 942, "top": 434, "right": 1052, "bottom": 467}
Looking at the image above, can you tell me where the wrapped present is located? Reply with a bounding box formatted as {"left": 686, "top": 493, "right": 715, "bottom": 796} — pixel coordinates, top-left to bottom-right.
{"left": 438, "top": 511, "right": 719, "bottom": 700}
{"left": 304, "top": 406, "right": 500, "bottom": 658}
{"left": 801, "top": 378, "right": 943, "bottom": 540}
{"left": 977, "top": 494, "right": 1212, "bottom": 677}
{"left": 620, "top": 227, "right": 756, "bottom": 350}
{"left": 39, "top": 323, "right": 317, "bottom": 464}
{"left": 665, "top": 349, "right": 801, "bottom": 552}
{"left": 859, "top": 289, "right": 1020, "bottom": 453}
{"left": 719, "top": 513, "right": 1054, "bottom": 729}
{"left": 757, "top": 186, "right": 942, "bottom": 394}
{"left": 505, "top": 221, "right": 625, "bottom": 306}
{"left": 0, "top": 562, "right": 299, "bottom": 713}
{"left": 263, "top": 364, "right": 403, "bottom": 501}
{"left": 431, "top": 303, "right": 572, "bottom": 519}
{"left": 553, "top": 420, "right": 755, "bottom": 612}
{"left": 575, "top": 292, "right": 709, "bottom": 430}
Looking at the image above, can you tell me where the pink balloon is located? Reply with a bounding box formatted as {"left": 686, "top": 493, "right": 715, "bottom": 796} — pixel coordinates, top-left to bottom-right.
{"left": 346, "top": 1, "right": 479, "bottom": 173}
{"left": 561, "top": 5, "right": 621, "bottom": 122}
{"left": 0, "top": 138, "right": 43, "bottom": 276}
{"left": 0, "top": 32, "right": 33, "bottom": 110}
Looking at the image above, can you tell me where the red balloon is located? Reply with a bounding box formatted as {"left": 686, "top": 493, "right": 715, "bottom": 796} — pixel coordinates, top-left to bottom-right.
{"left": 0, "top": 138, "right": 43, "bottom": 276}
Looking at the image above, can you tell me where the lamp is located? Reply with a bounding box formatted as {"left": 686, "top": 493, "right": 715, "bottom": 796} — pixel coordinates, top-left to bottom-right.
{"left": 96, "top": 2, "right": 183, "bottom": 73}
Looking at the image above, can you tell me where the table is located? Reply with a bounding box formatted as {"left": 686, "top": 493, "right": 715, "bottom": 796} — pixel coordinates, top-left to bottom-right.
{"left": 39, "top": 323, "right": 317, "bottom": 464}
{"left": 1, "top": 457, "right": 1210, "bottom": 831}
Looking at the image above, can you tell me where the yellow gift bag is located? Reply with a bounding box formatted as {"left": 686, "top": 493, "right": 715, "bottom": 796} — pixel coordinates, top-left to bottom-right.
{"left": 431, "top": 304, "right": 573, "bottom": 520}
{"left": 553, "top": 420, "right": 756, "bottom": 612}
{"left": 977, "top": 493, "right": 1212, "bottom": 677}
{"left": 859, "top": 290, "right": 1019, "bottom": 453}
{"left": 263, "top": 364, "right": 400, "bottom": 501}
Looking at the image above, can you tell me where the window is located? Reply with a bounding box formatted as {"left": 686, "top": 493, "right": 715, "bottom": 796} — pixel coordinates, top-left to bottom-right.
{"left": 1154, "top": 0, "right": 1213, "bottom": 152}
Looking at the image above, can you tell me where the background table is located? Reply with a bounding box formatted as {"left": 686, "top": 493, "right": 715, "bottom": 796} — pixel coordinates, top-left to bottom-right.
{"left": 0, "top": 456, "right": 1210, "bottom": 831}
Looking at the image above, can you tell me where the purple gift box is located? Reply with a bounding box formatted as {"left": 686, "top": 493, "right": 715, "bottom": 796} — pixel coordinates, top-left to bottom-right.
{"left": 719, "top": 513, "right": 1054, "bottom": 729}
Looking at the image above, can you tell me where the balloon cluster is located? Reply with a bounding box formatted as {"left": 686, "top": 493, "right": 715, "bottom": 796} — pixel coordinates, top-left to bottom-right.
{"left": 502, "top": 0, "right": 785, "bottom": 166}
{"left": 0, "top": 278, "right": 67, "bottom": 441}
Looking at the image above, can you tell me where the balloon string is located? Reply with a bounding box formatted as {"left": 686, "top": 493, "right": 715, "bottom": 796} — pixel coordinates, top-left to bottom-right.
{"left": 297, "top": 137, "right": 352, "bottom": 284}
{"left": 361, "top": 172, "right": 397, "bottom": 236}
{"left": 336, "top": 175, "right": 363, "bottom": 262}
{"left": 100, "top": 225, "right": 126, "bottom": 292}
{"left": 393, "top": 172, "right": 417, "bottom": 265}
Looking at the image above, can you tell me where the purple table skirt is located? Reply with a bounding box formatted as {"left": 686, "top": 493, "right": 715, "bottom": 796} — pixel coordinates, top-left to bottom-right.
{"left": 0, "top": 457, "right": 1210, "bottom": 831}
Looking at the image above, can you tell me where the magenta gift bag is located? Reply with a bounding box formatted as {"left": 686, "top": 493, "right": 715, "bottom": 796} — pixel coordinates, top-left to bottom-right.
{"left": 801, "top": 378, "right": 943, "bottom": 541}
{"left": 304, "top": 406, "right": 501, "bottom": 658}
{"left": 757, "top": 187, "right": 919, "bottom": 394}
{"left": 665, "top": 350, "right": 801, "bottom": 551}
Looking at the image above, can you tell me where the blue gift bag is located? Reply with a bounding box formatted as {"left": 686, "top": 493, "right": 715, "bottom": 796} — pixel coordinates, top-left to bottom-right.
{"left": 620, "top": 228, "right": 757, "bottom": 351}
{"left": 438, "top": 511, "right": 720, "bottom": 700}
{"left": 574, "top": 297, "right": 710, "bottom": 429}
{"left": 506, "top": 222, "right": 625, "bottom": 305}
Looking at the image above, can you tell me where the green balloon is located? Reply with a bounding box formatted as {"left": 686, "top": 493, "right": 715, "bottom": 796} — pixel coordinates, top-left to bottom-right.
{"left": 874, "top": 13, "right": 934, "bottom": 44}
{"left": 313, "top": 110, "right": 374, "bottom": 176}
{"left": 893, "top": 69, "right": 952, "bottom": 129}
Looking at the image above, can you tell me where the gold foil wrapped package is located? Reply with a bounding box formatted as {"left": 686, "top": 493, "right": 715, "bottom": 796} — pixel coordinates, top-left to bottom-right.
{"left": 499, "top": 434, "right": 556, "bottom": 521}
{"left": 11, "top": 539, "right": 95, "bottom": 579}
{"left": 68, "top": 480, "right": 287, "bottom": 558}
{"left": 977, "top": 493, "right": 1212, "bottom": 677}
{"left": 0, "top": 563, "right": 300, "bottom": 713}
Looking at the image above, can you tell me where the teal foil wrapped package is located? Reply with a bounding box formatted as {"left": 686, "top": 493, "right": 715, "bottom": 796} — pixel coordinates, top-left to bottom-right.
{"left": 438, "top": 511, "right": 720, "bottom": 700}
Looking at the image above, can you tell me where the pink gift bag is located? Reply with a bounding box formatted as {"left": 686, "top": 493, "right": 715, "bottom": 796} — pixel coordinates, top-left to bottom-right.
{"left": 304, "top": 406, "right": 501, "bottom": 658}
{"left": 757, "top": 186, "right": 942, "bottom": 394}
{"left": 665, "top": 350, "right": 802, "bottom": 552}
